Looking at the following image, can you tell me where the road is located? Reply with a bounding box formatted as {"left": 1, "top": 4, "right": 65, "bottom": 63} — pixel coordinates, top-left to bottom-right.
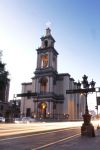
{"left": 0, "top": 121, "right": 98, "bottom": 150}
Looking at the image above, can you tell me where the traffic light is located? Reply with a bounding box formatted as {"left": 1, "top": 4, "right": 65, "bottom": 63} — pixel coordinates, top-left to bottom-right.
{"left": 95, "top": 106, "right": 98, "bottom": 109}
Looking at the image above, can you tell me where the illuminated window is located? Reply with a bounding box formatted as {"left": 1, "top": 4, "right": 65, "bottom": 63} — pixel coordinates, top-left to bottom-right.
{"left": 41, "top": 54, "right": 48, "bottom": 68}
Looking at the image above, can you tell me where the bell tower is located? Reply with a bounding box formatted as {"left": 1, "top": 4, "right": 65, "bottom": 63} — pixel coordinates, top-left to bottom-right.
{"left": 35, "top": 28, "right": 58, "bottom": 74}
{"left": 33, "top": 28, "right": 59, "bottom": 118}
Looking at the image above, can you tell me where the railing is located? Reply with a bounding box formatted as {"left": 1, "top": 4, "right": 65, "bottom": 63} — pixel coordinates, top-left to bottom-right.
{"left": 39, "top": 92, "right": 64, "bottom": 100}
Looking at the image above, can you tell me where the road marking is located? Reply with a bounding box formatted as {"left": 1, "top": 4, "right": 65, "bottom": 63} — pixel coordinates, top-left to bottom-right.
{"left": 32, "top": 133, "right": 80, "bottom": 150}
{"left": 0, "top": 127, "right": 79, "bottom": 142}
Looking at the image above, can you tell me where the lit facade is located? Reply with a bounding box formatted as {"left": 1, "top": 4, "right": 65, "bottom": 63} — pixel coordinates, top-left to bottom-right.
{"left": 20, "top": 28, "right": 85, "bottom": 120}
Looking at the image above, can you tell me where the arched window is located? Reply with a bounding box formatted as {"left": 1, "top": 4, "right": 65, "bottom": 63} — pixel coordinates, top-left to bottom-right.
{"left": 44, "top": 40, "right": 48, "bottom": 47}
{"left": 41, "top": 54, "right": 48, "bottom": 68}
{"left": 40, "top": 77, "right": 48, "bottom": 93}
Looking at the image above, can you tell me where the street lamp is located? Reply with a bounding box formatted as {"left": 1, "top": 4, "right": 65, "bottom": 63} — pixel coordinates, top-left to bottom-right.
{"left": 81, "top": 75, "right": 96, "bottom": 137}
{"left": 81, "top": 75, "right": 95, "bottom": 114}
{"left": 66, "top": 74, "right": 96, "bottom": 137}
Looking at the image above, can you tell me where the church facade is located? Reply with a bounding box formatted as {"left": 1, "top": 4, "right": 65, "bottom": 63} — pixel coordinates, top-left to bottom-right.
{"left": 20, "top": 28, "right": 85, "bottom": 120}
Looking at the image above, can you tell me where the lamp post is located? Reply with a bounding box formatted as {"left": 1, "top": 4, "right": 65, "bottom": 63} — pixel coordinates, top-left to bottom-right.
{"left": 81, "top": 75, "right": 96, "bottom": 137}
{"left": 66, "top": 74, "right": 96, "bottom": 137}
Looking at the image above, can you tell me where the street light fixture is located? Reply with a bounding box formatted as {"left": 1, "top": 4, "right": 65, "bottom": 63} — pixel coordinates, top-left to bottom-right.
{"left": 81, "top": 75, "right": 96, "bottom": 114}
{"left": 66, "top": 74, "right": 96, "bottom": 137}
{"left": 81, "top": 75, "right": 96, "bottom": 137}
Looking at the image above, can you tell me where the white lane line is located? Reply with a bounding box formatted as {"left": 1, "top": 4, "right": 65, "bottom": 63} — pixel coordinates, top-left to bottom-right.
{"left": 0, "top": 127, "right": 78, "bottom": 142}
{"left": 32, "top": 133, "right": 80, "bottom": 150}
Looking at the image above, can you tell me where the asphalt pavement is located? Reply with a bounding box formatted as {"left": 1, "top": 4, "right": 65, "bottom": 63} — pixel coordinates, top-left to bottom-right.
{"left": 47, "top": 128, "right": 100, "bottom": 150}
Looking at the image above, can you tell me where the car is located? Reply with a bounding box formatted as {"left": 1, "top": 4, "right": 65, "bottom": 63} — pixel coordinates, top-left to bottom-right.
{"left": 14, "top": 118, "right": 22, "bottom": 123}
{"left": 22, "top": 117, "right": 36, "bottom": 123}
{"left": 0, "top": 117, "right": 5, "bottom": 123}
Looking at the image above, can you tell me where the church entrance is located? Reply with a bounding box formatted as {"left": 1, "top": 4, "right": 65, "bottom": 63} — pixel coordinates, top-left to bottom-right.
{"left": 38, "top": 102, "right": 47, "bottom": 118}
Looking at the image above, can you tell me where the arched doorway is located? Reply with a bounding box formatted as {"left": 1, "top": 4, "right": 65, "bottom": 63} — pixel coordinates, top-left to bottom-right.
{"left": 38, "top": 102, "right": 47, "bottom": 118}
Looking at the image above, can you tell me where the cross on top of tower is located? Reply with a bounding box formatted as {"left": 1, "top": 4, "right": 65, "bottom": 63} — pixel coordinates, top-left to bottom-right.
{"left": 45, "top": 21, "right": 52, "bottom": 36}
{"left": 45, "top": 21, "right": 52, "bottom": 28}
{"left": 46, "top": 28, "right": 51, "bottom": 36}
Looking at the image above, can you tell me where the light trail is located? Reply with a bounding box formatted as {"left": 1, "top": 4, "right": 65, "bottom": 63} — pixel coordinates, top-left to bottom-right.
{"left": 0, "top": 120, "right": 98, "bottom": 137}
{"left": 0, "top": 127, "right": 79, "bottom": 141}
{"left": 0, "top": 121, "right": 82, "bottom": 137}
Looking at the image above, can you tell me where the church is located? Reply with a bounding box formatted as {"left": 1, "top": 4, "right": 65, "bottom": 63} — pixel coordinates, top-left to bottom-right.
{"left": 20, "top": 28, "right": 85, "bottom": 120}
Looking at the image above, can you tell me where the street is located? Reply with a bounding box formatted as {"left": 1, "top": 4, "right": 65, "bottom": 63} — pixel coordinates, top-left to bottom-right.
{"left": 0, "top": 121, "right": 99, "bottom": 150}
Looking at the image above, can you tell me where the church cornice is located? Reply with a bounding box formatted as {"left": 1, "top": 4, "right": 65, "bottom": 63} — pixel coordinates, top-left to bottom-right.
{"left": 22, "top": 82, "right": 32, "bottom": 85}
{"left": 70, "top": 77, "right": 75, "bottom": 81}
{"left": 58, "top": 73, "right": 70, "bottom": 77}
{"left": 55, "top": 73, "right": 70, "bottom": 81}
{"left": 33, "top": 92, "right": 64, "bottom": 102}
{"left": 36, "top": 47, "right": 59, "bottom": 55}
{"left": 41, "top": 35, "right": 55, "bottom": 42}
{"left": 34, "top": 68, "right": 58, "bottom": 77}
